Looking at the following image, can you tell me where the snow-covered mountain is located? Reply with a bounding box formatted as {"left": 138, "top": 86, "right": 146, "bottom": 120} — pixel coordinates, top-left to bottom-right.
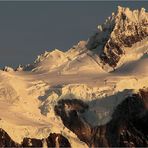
{"left": 0, "top": 6, "right": 148, "bottom": 147}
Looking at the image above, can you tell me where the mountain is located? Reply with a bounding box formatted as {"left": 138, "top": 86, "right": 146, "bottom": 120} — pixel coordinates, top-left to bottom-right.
{"left": 0, "top": 6, "right": 148, "bottom": 147}
{"left": 87, "top": 6, "right": 148, "bottom": 69}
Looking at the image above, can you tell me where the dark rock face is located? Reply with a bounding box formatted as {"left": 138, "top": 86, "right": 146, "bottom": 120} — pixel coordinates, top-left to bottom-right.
{"left": 22, "top": 133, "right": 71, "bottom": 147}
{"left": 107, "top": 91, "right": 148, "bottom": 147}
{"left": 54, "top": 99, "right": 92, "bottom": 145}
{"left": 22, "top": 138, "right": 43, "bottom": 147}
{"left": 0, "top": 129, "right": 71, "bottom": 147}
{"left": 54, "top": 98, "right": 110, "bottom": 147}
{"left": 47, "top": 133, "right": 71, "bottom": 147}
{"left": 54, "top": 89, "right": 148, "bottom": 147}
{"left": 0, "top": 128, "right": 20, "bottom": 147}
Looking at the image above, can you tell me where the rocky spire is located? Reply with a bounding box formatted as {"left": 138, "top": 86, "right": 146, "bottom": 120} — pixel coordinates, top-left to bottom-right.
{"left": 87, "top": 6, "right": 148, "bottom": 69}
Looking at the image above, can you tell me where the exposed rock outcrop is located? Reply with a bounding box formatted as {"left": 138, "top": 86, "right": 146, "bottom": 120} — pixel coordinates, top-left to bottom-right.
{"left": 0, "top": 128, "right": 20, "bottom": 147}
{"left": 54, "top": 99, "right": 92, "bottom": 145}
{"left": 22, "top": 133, "right": 71, "bottom": 147}
{"left": 87, "top": 7, "right": 148, "bottom": 68}
{"left": 0, "top": 129, "right": 71, "bottom": 147}
{"left": 54, "top": 88, "right": 148, "bottom": 147}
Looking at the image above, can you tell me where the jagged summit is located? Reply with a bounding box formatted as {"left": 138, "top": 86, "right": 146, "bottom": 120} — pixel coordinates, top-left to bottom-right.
{"left": 29, "top": 6, "right": 147, "bottom": 73}
{"left": 87, "top": 6, "right": 148, "bottom": 68}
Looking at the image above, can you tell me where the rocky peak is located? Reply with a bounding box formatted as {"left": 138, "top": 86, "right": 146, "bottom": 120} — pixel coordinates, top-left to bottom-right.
{"left": 87, "top": 6, "right": 148, "bottom": 69}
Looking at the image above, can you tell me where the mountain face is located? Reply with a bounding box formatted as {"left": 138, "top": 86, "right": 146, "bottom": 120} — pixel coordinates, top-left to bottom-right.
{"left": 87, "top": 6, "right": 148, "bottom": 69}
{"left": 0, "top": 6, "right": 148, "bottom": 147}
{"left": 55, "top": 88, "right": 148, "bottom": 147}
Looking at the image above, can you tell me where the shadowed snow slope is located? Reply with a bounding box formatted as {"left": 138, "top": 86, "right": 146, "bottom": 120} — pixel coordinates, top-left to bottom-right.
{"left": 0, "top": 6, "right": 148, "bottom": 147}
